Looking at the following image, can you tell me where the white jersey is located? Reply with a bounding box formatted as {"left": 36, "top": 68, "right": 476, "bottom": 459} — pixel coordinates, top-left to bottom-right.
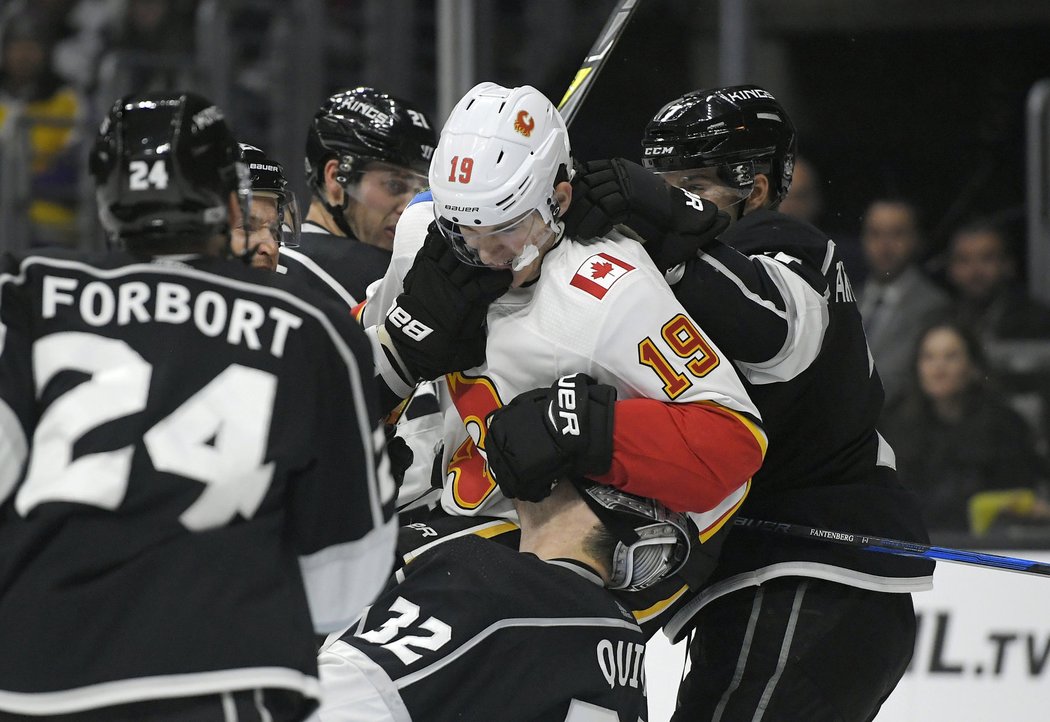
{"left": 368, "top": 198, "right": 764, "bottom": 520}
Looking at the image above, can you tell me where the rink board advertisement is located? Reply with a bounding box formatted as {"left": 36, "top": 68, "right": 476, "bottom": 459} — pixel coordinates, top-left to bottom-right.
{"left": 644, "top": 551, "right": 1050, "bottom": 722}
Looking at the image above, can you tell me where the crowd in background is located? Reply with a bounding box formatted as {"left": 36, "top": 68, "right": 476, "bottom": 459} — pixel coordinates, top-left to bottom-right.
{"left": 783, "top": 156, "right": 1050, "bottom": 536}
{"left": 3, "top": 0, "right": 1050, "bottom": 539}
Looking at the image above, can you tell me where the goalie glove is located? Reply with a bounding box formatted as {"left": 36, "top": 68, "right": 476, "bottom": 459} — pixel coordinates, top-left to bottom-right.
{"left": 485, "top": 373, "right": 616, "bottom": 503}
{"left": 562, "top": 157, "right": 731, "bottom": 270}
{"left": 383, "top": 223, "right": 512, "bottom": 383}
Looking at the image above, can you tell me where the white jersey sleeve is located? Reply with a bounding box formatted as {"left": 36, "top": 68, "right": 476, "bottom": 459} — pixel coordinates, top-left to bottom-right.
{"left": 361, "top": 198, "right": 432, "bottom": 328}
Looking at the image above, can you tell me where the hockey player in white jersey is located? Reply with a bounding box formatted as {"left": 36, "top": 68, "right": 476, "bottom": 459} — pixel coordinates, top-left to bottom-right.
{"left": 366, "top": 83, "right": 766, "bottom": 601}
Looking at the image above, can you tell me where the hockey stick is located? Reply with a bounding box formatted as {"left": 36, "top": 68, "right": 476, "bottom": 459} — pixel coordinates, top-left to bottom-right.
{"left": 734, "top": 516, "right": 1050, "bottom": 578}
{"left": 557, "top": 0, "right": 643, "bottom": 127}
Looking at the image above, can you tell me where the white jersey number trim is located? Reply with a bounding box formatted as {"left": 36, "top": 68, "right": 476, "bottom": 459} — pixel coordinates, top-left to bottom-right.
{"left": 356, "top": 596, "right": 453, "bottom": 665}
{"left": 16, "top": 331, "right": 277, "bottom": 530}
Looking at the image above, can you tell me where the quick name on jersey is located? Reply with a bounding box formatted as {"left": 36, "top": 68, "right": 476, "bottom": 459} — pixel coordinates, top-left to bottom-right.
{"left": 41, "top": 273, "right": 304, "bottom": 358}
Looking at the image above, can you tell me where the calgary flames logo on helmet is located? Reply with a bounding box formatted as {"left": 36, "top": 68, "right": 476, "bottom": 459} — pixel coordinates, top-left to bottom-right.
{"left": 513, "top": 110, "right": 535, "bottom": 137}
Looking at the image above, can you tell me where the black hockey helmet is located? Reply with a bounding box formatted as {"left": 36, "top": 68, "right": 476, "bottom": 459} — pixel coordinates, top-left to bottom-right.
{"left": 90, "top": 91, "right": 248, "bottom": 246}
{"left": 239, "top": 142, "right": 301, "bottom": 247}
{"left": 241, "top": 142, "right": 288, "bottom": 195}
{"left": 576, "top": 481, "right": 694, "bottom": 592}
{"left": 641, "top": 84, "right": 797, "bottom": 204}
{"left": 304, "top": 86, "right": 437, "bottom": 194}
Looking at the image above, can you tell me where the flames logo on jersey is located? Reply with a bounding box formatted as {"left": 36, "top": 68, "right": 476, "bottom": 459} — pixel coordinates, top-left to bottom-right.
{"left": 513, "top": 110, "right": 535, "bottom": 137}
{"left": 445, "top": 371, "right": 507, "bottom": 509}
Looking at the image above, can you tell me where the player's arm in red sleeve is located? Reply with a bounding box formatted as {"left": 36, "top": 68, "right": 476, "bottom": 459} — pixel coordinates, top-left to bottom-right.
{"left": 593, "top": 398, "right": 767, "bottom": 515}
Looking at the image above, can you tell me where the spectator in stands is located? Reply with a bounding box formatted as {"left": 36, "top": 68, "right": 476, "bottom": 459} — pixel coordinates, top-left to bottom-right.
{"left": 0, "top": 13, "right": 81, "bottom": 247}
{"left": 858, "top": 197, "right": 951, "bottom": 412}
{"left": 946, "top": 218, "right": 1050, "bottom": 345}
{"left": 882, "top": 320, "right": 1046, "bottom": 532}
{"left": 91, "top": 0, "right": 198, "bottom": 118}
{"left": 0, "top": 1, "right": 76, "bottom": 48}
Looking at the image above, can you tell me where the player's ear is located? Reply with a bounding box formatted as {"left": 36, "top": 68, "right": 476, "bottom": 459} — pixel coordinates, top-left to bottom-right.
{"left": 324, "top": 159, "right": 345, "bottom": 204}
{"left": 745, "top": 174, "right": 771, "bottom": 212}
{"left": 554, "top": 180, "right": 572, "bottom": 217}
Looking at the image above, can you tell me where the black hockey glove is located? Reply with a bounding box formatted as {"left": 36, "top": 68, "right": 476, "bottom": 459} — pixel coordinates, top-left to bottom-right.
{"left": 562, "top": 158, "right": 731, "bottom": 270}
{"left": 485, "top": 373, "right": 616, "bottom": 503}
{"left": 384, "top": 223, "right": 512, "bottom": 382}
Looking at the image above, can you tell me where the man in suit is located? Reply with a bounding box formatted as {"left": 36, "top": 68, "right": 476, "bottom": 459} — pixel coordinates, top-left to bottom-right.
{"left": 858, "top": 197, "right": 950, "bottom": 411}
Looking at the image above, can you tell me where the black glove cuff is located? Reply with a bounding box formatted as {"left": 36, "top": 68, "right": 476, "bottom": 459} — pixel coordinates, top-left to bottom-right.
{"left": 575, "top": 385, "right": 616, "bottom": 475}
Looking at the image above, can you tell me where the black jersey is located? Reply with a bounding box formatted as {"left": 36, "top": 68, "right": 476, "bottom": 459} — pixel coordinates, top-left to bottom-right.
{"left": 663, "top": 210, "right": 933, "bottom": 639}
{"left": 321, "top": 535, "right": 648, "bottom": 722}
{"left": 279, "top": 226, "right": 392, "bottom": 308}
{"left": 0, "top": 250, "right": 397, "bottom": 716}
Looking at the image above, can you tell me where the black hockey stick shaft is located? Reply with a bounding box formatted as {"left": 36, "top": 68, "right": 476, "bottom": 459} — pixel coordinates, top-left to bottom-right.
{"left": 557, "top": 0, "right": 643, "bottom": 127}
{"left": 734, "top": 517, "right": 1050, "bottom": 578}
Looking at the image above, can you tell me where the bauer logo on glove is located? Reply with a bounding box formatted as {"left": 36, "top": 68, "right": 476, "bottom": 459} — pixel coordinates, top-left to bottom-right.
{"left": 485, "top": 373, "right": 616, "bottom": 502}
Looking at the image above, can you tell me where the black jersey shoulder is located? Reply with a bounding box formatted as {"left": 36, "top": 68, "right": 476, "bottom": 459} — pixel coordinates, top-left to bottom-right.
{"left": 723, "top": 209, "right": 832, "bottom": 266}
{"left": 284, "top": 232, "right": 392, "bottom": 304}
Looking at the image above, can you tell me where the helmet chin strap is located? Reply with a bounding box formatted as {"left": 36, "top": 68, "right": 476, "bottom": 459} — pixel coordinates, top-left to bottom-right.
{"left": 320, "top": 191, "right": 358, "bottom": 239}
{"left": 510, "top": 217, "right": 564, "bottom": 272}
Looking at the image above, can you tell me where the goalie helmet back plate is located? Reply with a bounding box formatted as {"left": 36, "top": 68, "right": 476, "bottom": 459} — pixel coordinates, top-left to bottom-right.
{"left": 577, "top": 482, "right": 693, "bottom": 592}
{"left": 641, "top": 84, "right": 798, "bottom": 204}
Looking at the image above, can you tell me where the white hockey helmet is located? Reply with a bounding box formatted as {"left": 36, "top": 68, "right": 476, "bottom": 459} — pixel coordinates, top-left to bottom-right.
{"left": 429, "top": 82, "right": 572, "bottom": 269}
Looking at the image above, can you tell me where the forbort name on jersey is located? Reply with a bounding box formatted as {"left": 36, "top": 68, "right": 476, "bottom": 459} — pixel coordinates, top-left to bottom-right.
{"left": 41, "top": 275, "right": 303, "bottom": 358}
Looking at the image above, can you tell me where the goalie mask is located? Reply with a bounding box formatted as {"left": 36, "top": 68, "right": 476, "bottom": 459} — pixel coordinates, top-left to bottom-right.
{"left": 641, "top": 85, "right": 797, "bottom": 208}
{"left": 429, "top": 82, "right": 572, "bottom": 272}
{"left": 577, "top": 482, "right": 693, "bottom": 592}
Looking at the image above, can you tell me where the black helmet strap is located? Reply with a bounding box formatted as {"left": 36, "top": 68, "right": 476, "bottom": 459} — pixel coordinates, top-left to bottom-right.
{"left": 316, "top": 154, "right": 359, "bottom": 239}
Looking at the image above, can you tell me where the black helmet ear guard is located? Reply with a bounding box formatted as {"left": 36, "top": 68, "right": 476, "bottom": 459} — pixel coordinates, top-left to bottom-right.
{"left": 641, "top": 84, "right": 798, "bottom": 204}
{"left": 574, "top": 480, "right": 694, "bottom": 592}
{"left": 90, "top": 91, "right": 249, "bottom": 249}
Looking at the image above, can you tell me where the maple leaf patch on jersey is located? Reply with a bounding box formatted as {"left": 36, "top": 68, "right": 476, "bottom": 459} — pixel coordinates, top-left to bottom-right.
{"left": 569, "top": 252, "right": 636, "bottom": 300}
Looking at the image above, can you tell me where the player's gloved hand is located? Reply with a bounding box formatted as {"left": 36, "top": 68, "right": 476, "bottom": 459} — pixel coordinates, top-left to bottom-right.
{"left": 485, "top": 373, "right": 616, "bottom": 502}
{"left": 385, "top": 431, "right": 413, "bottom": 496}
{"left": 562, "top": 158, "right": 730, "bottom": 270}
{"left": 384, "top": 223, "right": 512, "bottom": 381}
